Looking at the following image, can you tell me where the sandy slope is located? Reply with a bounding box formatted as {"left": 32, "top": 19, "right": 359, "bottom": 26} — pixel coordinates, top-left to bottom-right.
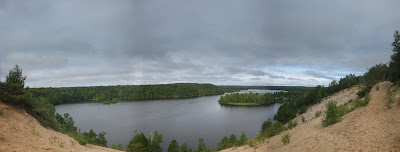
{"left": 223, "top": 81, "right": 400, "bottom": 152}
{"left": 0, "top": 102, "right": 121, "bottom": 152}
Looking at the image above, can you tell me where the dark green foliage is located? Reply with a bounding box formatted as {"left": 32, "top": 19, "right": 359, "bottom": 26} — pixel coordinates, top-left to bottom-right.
{"left": 322, "top": 101, "right": 340, "bottom": 127}
{"left": 127, "top": 133, "right": 148, "bottom": 152}
{"left": 0, "top": 65, "right": 32, "bottom": 109}
{"left": 237, "top": 131, "right": 247, "bottom": 146}
{"left": 218, "top": 86, "right": 315, "bottom": 92}
{"left": 261, "top": 119, "right": 273, "bottom": 132}
{"left": 57, "top": 113, "right": 77, "bottom": 133}
{"left": 281, "top": 133, "right": 290, "bottom": 145}
{"left": 364, "top": 64, "right": 390, "bottom": 86}
{"left": 301, "top": 116, "right": 305, "bottom": 123}
{"left": 0, "top": 109, "right": 2, "bottom": 115}
{"left": 218, "top": 91, "right": 305, "bottom": 106}
{"left": 387, "top": 85, "right": 399, "bottom": 109}
{"left": 31, "top": 97, "right": 57, "bottom": 129}
{"left": 217, "top": 136, "right": 229, "bottom": 150}
{"left": 111, "top": 144, "right": 124, "bottom": 150}
{"left": 389, "top": 30, "right": 400, "bottom": 82}
{"left": 125, "top": 132, "right": 163, "bottom": 152}
{"left": 262, "top": 121, "right": 286, "bottom": 138}
{"left": 82, "top": 129, "right": 108, "bottom": 147}
{"left": 168, "top": 140, "right": 179, "bottom": 152}
{"left": 180, "top": 142, "right": 192, "bottom": 152}
{"left": 196, "top": 138, "right": 207, "bottom": 152}
{"left": 148, "top": 131, "right": 163, "bottom": 152}
{"left": 315, "top": 111, "right": 322, "bottom": 118}
{"left": 30, "top": 83, "right": 223, "bottom": 105}
{"left": 357, "top": 86, "right": 372, "bottom": 98}
{"left": 228, "top": 134, "right": 237, "bottom": 147}
{"left": 286, "top": 120, "right": 297, "bottom": 129}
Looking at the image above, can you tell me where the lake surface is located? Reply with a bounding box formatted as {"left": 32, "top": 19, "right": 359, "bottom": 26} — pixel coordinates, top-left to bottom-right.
{"left": 55, "top": 90, "right": 282, "bottom": 150}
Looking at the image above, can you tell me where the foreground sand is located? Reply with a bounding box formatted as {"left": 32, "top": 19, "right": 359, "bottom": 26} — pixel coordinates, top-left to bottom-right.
{"left": 0, "top": 102, "right": 121, "bottom": 152}
{"left": 223, "top": 81, "right": 400, "bottom": 152}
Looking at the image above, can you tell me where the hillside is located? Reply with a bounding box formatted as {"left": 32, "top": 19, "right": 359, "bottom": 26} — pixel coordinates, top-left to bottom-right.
{"left": 223, "top": 81, "right": 400, "bottom": 151}
{"left": 0, "top": 102, "right": 121, "bottom": 152}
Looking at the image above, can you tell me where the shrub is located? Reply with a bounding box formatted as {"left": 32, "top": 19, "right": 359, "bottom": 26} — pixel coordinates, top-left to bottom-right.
{"left": 322, "top": 101, "right": 340, "bottom": 127}
{"left": 0, "top": 109, "right": 2, "bottom": 115}
{"left": 337, "top": 105, "right": 349, "bottom": 117}
{"left": 386, "top": 85, "right": 399, "bottom": 109}
{"left": 237, "top": 131, "right": 248, "bottom": 146}
{"left": 357, "top": 86, "right": 372, "bottom": 98}
{"left": 376, "top": 86, "right": 380, "bottom": 91}
{"left": 315, "top": 111, "right": 321, "bottom": 118}
{"left": 281, "top": 133, "right": 290, "bottom": 145}
{"left": 301, "top": 116, "right": 305, "bottom": 123}
{"left": 111, "top": 144, "right": 124, "bottom": 150}
{"left": 287, "top": 120, "right": 297, "bottom": 129}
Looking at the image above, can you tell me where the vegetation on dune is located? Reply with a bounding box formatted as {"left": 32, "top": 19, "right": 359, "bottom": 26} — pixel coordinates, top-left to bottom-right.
{"left": 281, "top": 133, "right": 290, "bottom": 145}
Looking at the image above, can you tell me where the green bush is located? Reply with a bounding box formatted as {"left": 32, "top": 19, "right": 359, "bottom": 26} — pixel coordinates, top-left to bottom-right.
{"left": 111, "top": 144, "right": 124, "bottom": 150}
{"left": 357, "top": 86, "right": 372, "bottom": 98}
{"left": 376, "top": 86, "right": 380, "bottom": 91}
{"left": 322, "top": 101, "right": 340, "bottom": 127}
{"left": 287, "top": 120, "right": 297, "bottom": 129}
{"left": 337, "top": 105, "right": 349, "bottom": 117}
{"left": 0, "top": 109, "right": 2, "bottom": 115}
{"left": 315, "top": 111, "right": 321, "bottom": 118}
{"left": 281, "top": 133, "right": 290, "bottom": 145}
{"left": 386, "top": 85, "right": 399, "bottom": 109}
{"left": 301, "top": 116, "right": 305, "bottom": 123}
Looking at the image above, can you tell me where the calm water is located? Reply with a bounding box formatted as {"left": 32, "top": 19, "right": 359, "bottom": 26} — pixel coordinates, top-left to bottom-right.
{"left": 55, "top": 90, "right": 282, "bottom": 150}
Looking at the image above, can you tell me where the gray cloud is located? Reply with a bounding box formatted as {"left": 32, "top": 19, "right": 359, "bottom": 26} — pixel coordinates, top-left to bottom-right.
{"left": 0, "top": 0, "right": 399, "bottom": 87}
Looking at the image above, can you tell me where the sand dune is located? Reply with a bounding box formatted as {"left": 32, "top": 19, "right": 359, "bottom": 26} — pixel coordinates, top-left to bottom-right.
{"left": 0, "top": 102, "right": 121, "bottom": 152}
{"left": 223, "top": 81, "right": 400, "bottom": 152}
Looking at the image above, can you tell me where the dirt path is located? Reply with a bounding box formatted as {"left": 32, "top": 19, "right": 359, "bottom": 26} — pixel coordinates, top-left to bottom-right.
{"left": 223, "top": 81, "right": 400, "bottom": 152}
{"left": 0, "top": 102, "right": 121, "bottom": 152}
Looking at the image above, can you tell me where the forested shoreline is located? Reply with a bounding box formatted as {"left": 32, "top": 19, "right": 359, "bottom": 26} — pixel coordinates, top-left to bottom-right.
{"left": 218, "top": 91, "right": 305, "bottom": 106}
{"left": 30, "top": 83, "right": 224, "bottom": 105}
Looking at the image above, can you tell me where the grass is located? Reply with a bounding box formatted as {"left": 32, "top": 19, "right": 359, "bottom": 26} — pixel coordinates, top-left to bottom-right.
{"left": 281, "top": 133, "right": 290, "bottom": 145}
{"left": 386, "top": 85, "right": 399, "bottom": 109}
{"left": 315, "top": 111, "right": 321, "bottom": 118}
{"left": 31, "top": 126, "right": 40, "bottom": 136}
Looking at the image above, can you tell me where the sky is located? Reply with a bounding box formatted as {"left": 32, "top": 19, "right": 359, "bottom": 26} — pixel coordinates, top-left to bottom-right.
{"left": 1, "top": 0, "right": 400, "bottom": 87}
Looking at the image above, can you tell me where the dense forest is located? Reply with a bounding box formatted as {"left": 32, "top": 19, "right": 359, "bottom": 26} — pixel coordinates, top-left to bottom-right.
{"left": 218, "top": 86, "right": 314, "bottom": 93}
{"left": 30, "top": 83, "right": 224, "bottom": 105}
{"left": 218, "top": 91, "right": 305, "bottom": 106}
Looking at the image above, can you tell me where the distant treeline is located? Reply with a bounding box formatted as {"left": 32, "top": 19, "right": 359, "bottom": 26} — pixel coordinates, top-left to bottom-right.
{"left": 218, "top": 91, "right": 305, "bottom": 106}
{"left": 218, "top": 86, "right": 314, "bottom": 92}
{"left": 30, "top": 83, "right": 224, "bottom": 105}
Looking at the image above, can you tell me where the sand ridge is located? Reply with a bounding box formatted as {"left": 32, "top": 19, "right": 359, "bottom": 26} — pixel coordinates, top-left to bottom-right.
{"left": 223, "top": 81, "right": 400, "bottom": 152}
{"left": 0, "top": 101, "right": 121, "bottom": 152}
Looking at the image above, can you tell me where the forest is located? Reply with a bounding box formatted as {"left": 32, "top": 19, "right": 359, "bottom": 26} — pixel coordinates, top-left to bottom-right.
{"left": 30, "top": 83, "right": 224, "bottom": 105}
{"left": 218, "top": 91, "right": 305, "bottom": 106}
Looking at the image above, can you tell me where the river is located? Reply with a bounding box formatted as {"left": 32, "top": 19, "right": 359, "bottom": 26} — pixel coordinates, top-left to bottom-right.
{"left": 55, "top": 90, "right": 282, "bottom": 150}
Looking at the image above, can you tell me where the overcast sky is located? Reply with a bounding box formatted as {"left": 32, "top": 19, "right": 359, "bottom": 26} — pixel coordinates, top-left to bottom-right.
{"left": 1, "top": 0, "right": 400, "bottom": 87}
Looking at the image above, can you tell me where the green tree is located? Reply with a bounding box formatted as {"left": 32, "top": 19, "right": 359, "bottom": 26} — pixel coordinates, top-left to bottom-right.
{"left": 323, "top": 101, "right": 340, "bottom": 127}
{"left": 390, "top": 30, "right": 400, "bottom": 82}
{"left": 180, "top": 142, "right": 190, "bottom": 152}
{"left": 168, "top": 140, "right": 179, "bottom": 152}
{"left": 148, "top": 131, "right": 163, "bottom": 152}
{"left": 228, "top": 134, "right": 237, "bottom": 147}
{"left": 111, "top": 144, "right": 124, "bottom": 150}
{"left": 0, "top": 65, "right": 31, "bottom": 108}
{"left": 196, "top": 138, "right": 207, "bottom": 152}
{"left": 217, "top": 136, "right": 229, "bottom": 150}
{"left": 127, "top": 133, "right": 148, "bottom": 152}
{"left": 237, "top": 131, "right": 247, "bottom": 146}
